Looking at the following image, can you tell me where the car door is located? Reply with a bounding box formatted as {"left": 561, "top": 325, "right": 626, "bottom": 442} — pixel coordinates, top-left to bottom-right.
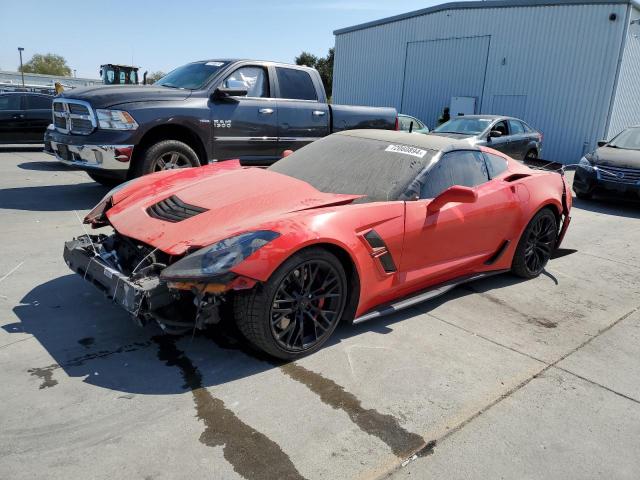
{"left": 274, "top": 66, "right": 329, "bottom": 153}
{"left": 399, "top": 150, "right": 519, "bottom": 291}
{"left": 210, "top": 64, "right": 279, "bottom": 165}
{"left": 0, "top": 94, "right": 26, "bottom": 143}
{"left": 485, "top": 119, "right": 511, "bottom": 155}
{"left": 507, "top": 119, "right": 528, "bottom": 160}
{"left": 24, "top": 94, "right": 53, "bottom": 142}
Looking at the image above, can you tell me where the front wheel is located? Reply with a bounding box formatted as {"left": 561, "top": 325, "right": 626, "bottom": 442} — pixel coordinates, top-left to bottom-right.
{"left": 234, "top": 248, "right": 347, "bottom": 360}
{"left": 133, "top": 140, "right": 200, "bottom": 178}
{"left": 524, "top": 149, "right": 538, "bottom": 162}
{"left": 512, "top": 209, "right": 558, "bottom": 279}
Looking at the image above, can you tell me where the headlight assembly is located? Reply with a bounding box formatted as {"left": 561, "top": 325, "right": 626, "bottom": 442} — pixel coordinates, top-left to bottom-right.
{"left": 96, "top": 109, "right": 139, "bottom": 130}
{"left": 578, "top": 156, "right": 593, "bottom": 170}
{"left": 160, "top": 230, "right": 280, "bottom": 281}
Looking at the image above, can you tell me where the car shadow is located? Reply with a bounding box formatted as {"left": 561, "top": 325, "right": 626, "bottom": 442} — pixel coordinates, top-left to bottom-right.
{"left": 572, "top": 194, "right": 640, "bottom": 219}
{"left": 6, "top": 270, "right": 536, "bottom": 396}
{"left": 17, "top": 160, "right": 79, "bottom": 172}
{"left": 0, "top": 183, "right": 108, "bottom": 211}
{"left": 0, "top": 145, "right": 44, "bottom": 153}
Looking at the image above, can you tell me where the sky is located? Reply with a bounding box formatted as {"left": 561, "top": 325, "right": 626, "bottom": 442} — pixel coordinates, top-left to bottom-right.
{"left": 0, "top": 0, "right": 449, "bottom": 79}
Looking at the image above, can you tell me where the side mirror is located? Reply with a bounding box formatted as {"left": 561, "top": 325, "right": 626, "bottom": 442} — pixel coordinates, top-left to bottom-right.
{"left": 212, "top": 86, "right": 248, "bottom": 101}
{"left": 597, "top": 140, "right": 607, "bottom": 148}
{"left": 489, "top": 130, "right": 503, "bottom": 139}
{"left": 427, "top": 185, "right": 478, "bottom": 214}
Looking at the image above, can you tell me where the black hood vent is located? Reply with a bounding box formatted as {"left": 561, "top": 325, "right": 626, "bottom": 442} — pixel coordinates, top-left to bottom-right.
{"left": 147, "top": 195, "right": 208, "bottom": 223}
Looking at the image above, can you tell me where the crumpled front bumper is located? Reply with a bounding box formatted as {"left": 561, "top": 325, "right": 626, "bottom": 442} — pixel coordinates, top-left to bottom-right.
{"left": 63, "top": 236, "right": 172, "bottom": 321}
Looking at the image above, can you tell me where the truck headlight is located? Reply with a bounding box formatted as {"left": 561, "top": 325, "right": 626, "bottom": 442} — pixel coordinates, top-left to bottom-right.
{"left": 96, "top": 109, "right": 139, "bottom": 130}
{"left": 160, "top": 230, "right": 280, "bottom": 281}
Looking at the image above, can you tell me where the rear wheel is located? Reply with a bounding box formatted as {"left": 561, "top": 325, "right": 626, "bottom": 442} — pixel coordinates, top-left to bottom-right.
{"left": 133, "top": 140, "right": 200, "bottom": 178}
{"left": 86, "top": 171, "right": 121, "bottom": 187}
{"left": 512, "top": 209, "right": 558, "bottom": 278}
{"left": 234, "top": 248, "right": 347, "bottom": 360}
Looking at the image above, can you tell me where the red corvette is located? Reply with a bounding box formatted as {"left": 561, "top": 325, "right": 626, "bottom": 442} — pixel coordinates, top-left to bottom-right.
{"left": 64, "top": 130, "right": 571, "bottom": 359}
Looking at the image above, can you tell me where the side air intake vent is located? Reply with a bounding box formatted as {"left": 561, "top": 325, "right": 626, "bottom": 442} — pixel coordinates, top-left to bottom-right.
{"left": 147, "top": 195, "right": 208, "bottom": 223}
{"left": 364, "top": 229, "right": 397, "bottom": 273}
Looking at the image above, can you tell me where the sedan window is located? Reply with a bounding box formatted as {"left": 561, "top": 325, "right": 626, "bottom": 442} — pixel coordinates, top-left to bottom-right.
{"left": 491, "top": 121, "right": 509, "bottom": 136}
{"left": 484, "top": 152, "right": 508, "bottom": 178}
{"left": 508, "top": 120, "right": 525, "bottom": 135}
{"left": 420, "top": 150, "right": 489, "bottom": 199}
{"left": 0, "top": 95, "right": 21, "bottom": 110}
{"left": 433, "top": 118, "right": 491, "bottom": 134}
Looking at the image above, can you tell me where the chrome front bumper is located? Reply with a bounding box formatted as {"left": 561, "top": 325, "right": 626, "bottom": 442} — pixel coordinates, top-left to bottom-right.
{"left": 46, "top": 140, "right": 133, "bottom": 172}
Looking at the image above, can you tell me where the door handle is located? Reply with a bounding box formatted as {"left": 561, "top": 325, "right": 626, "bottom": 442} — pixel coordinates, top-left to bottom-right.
{"left": 12, "top": 114, "right": 24, "bottom": 119}
{"left": 258, "top": 108, "right": 274, "bottom": 115}
{"left": 312, "top": 110, "right": 326, "bottom": 116}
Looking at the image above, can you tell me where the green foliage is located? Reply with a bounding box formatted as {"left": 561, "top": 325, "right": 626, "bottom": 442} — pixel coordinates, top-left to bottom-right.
{"left": 295, "top": 48, "right": 334, "bottom": 99}
{"left": 146, "top": 71, "right": 166, "bottom": 84}
{"left": 20, "top": 53, "right": 71, "bottom": 76}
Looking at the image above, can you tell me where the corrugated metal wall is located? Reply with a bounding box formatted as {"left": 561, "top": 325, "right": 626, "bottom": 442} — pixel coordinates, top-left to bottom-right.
{"left": 607, "top": 6, "right": 640, "bottom": 137}
{"left": 333, "top": 3, "right": 629, "bottom": 163}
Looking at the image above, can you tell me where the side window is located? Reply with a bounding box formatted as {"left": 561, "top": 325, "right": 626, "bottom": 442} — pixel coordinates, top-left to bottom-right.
{"left": 0, "top": 95, "right": 21, "bottom": 110}
{"left": 399, "top": 116, "right": 412, "bottom": 131}
{"left": 508, "top": 120, "right": 525, "bottom": 135}
{"left": 223, "top": 66, "right": 269, "bottom": 98}
{"left": 491, "top": 120, "right": 509, "bottom": 136}
{"left": 521, "top": 122, "right": 533, "bottom": 133}
{"left": 119, "top": 71, "right": 126, "bottom": 84}
{"left": 484, "top": 152, "right": 508, "bottom": 178}
{"left": 25, "top": 95, "right": 53, "bottom": 110}
{"left": 420, "top": 151, "right": 489, "bottom": 199}
{"left": 276, "top": 67, "right": 317, "bottom": 101}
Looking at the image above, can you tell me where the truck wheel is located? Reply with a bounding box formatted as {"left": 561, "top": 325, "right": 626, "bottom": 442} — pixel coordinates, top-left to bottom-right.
{"left": 86, "top": 171, "right": 121, "bottom": 187}
{"left": 234, "top": 248, "right": 347, "bottom": 360}
{"left": 512, "top": 208, "right": 557, "bottom": 279}
{"left": 134, "top": 140, "right": 200, "bottom": 177}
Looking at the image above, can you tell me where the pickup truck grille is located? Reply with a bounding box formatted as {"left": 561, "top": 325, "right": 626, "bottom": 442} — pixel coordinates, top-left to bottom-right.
{"left": 598, "top": 165, "right": 640, "bottom": 185}
{"left": 147, "top": 196, "right": 209, "bottom": 223}
{"left": 52, "top": 99, "right": 96, "bottom": 135}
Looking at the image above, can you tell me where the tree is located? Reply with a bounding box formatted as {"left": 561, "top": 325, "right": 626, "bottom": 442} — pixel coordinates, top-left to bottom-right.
{"left": 20, "top": 53, "right": 71, "bottom": 76}
{"left": 295, "top": 48, "right": 334, "bottom": 99}
{"left": 146, "top": 71, "right": 166, "bottom": 84}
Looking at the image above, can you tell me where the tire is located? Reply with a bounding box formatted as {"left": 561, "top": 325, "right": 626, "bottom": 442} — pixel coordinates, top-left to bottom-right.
{"left": 575, "top": 190, "right": 592, "bottom": 200}
{"left": 234, "top": 248, "right": 348, "bottom": 360}
{"left": 512, "top": 208, "right": 558, "bottom": 279}
{"left": 86, "top": 171, "right": 121, "bottom": 187}
{"left": 132, "top": 140, "right": 200, "bottom": 178}
{"left": 524, "top": 149, "right": 538, "bottom": 162}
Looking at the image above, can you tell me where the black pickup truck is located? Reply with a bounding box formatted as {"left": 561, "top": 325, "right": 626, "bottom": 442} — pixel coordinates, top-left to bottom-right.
{"left": 44, "top": 59, "right": 397, "bottom": 185}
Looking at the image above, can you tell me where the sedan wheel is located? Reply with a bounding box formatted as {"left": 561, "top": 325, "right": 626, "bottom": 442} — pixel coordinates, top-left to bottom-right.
{"left": 512, "top": 209, "right": 558, "bottom": 278}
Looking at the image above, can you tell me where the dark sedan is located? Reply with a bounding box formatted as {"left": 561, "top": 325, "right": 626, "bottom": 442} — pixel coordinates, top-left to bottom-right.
{"left": 0, "top": 92, "right": 53, "bottom": 144}
{"left": 573, "top": 126, "right": 640, "bottom": 200}
{"left": 429, "top": 115, "right": 543, "bottom": 161}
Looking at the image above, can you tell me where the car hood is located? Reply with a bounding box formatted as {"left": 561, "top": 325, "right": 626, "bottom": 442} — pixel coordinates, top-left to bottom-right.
{"left": 104, "top": 163, "right": 363, "bottom": 255}
{"left": 60, "top": 85, "right": 191, "bottom": 109}
{"left": 592, "top": 146, "right": 640, "bottom": 169}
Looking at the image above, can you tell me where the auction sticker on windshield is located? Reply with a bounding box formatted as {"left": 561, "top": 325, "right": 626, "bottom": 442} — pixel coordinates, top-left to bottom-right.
{"left": 385, "top": 144, "right": 427, "bottom": 158}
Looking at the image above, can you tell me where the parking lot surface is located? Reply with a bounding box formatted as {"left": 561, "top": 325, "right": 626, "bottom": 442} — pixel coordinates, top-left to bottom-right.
{"left": 1, "top": 147, "right": 639, "bottom": 480}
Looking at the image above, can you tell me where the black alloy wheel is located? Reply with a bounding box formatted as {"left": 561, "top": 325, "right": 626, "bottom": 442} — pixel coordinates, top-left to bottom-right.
{"left": 512, "top": 209, "right": 558, "bottom": 278}
{"left": 234, "top": 248, "right": 348, "bottom": 359}
{"left": 152, "top": 151, "right": 193, "bottom": 171}
{"left": 269, "top": 260, "right": 344, "bottom": 352}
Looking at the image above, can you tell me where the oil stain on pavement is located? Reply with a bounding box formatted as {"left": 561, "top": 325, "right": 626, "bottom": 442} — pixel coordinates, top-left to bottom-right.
{"left": 280, "top": 362, "right": 425, "bottom": 458}
{"left": 152, "top": 335, "right": 307, "bottom": 480}
{"left": 28, "top": 364, "right": 59, "bottom": 389}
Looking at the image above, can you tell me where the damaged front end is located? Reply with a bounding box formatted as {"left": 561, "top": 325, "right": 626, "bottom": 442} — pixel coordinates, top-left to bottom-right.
{"left": 63, "top": 230, "right": 279, "bottom": 334}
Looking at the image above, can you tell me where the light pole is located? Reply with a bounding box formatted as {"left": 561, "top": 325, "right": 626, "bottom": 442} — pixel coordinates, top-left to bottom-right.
{"left": 18, "top": 47, "right": 25, "bottom": 88}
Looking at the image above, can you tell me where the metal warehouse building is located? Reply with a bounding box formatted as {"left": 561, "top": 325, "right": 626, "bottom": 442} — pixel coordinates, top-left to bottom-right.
{"left": 333, "top": 0, "right": 640, "bottom": 164}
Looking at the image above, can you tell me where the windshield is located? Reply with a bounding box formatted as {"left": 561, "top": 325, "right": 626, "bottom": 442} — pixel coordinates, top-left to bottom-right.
{"left": 155, "top": 61, "right": 228, "bottom": 90}
{"left": 268, "top": 134, "right": 436, "bottom": 202}
{"left": 608, "top": 127, "right": 640, "bottom": 150}
{"left": 433, "top": 118, "right": 492, "bottom": 135}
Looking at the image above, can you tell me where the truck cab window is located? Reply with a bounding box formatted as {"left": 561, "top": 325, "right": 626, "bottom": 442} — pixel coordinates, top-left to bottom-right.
{"left": 276, "top": 67, "right": 317, "bottom": 101}
{"left": 420, "top": 150, "right": 489, "bottom": 199}
{"left": 223, "top": 66, "right": 269, "bottom": 98}
{"left": 25, "top": 95, "right": 52, "bottom": 110}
